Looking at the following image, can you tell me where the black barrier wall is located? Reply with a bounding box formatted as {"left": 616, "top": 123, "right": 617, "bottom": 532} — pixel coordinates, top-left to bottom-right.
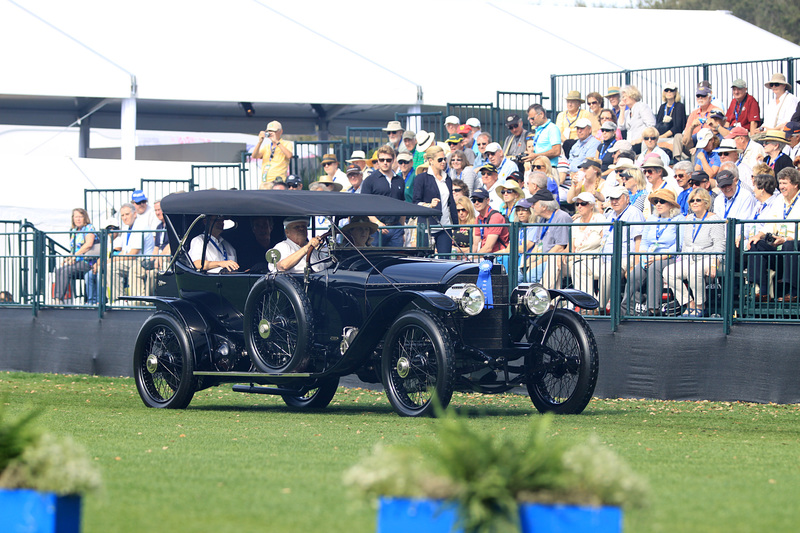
{"left": 1, "top": 309, "right": 798, "bottom": 405}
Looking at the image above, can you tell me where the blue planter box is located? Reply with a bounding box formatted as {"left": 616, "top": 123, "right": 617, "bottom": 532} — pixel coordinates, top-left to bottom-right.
{"left": 377, "top": 497, "right": 622, "bottom": 533}
{"left": 0, "top": 489, "right": 81, "bottom": 533}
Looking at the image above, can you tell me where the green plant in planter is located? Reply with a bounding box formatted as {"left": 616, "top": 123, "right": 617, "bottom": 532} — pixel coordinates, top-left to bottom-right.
{"left": 344, "top": 410, "right": 648, "bottom": 533}
{"left": 0, "top": 402, "right": 101, "bottom": 495}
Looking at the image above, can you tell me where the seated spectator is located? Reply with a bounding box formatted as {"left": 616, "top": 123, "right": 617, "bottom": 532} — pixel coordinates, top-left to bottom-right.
{"left": 595, "top": 121, "right": 618, "bottom": 172}
{"left": 556, "top": 91, "right": 598, "bottom": 156}
{"left": 285, "top": 175, "right": 303, "bottom": 190}
{"left": 448, "top": 149, "right": 479, "bottom": 196}
{"left": 663, "top": 188, "right": 725, "bottom": 317}
{"left": 673, "top": 161, "right": 694, "bottom": 215}
{"left": 596, "top": 108, "right": 623, "bottom": 142}
{"left": 496, "top": 179, "right": 524, "bottom": 221}
{"left": 618, "top": 163, "right": 648, "bottom": 213}
{"left": 269, "top": 217, "right": 329, "bottom": 273}
{"left": 85, "top": 217, "right": 119, "bottom": 305}
{"left": 567, "top": 118, "right": 601, "bottom": 174}
{"left": 476, "top": 163, "right": 503, "bottom": 211}
{"left": 524, "top": 170, "right": 548, "bottom": 201}
{"left": 54, "top": 208, "right": 98, "bottom": 304}
{"left": 413, "top": 145, "right": 458, "bottom": 255}
{"left": 586, "top": 92, "right": 604, "bottom": 122}
{"left": 642, "top": 157, "right": 682, "bottom": 216}
{"left": 189, "top": 216, "right": 238, "bottom": 273}
{"left": 569, "top": 192, "right": 606, "bottom": 310}
{"left": 567, "top": 157, "right": 605, "bottom": 205}
{"left": 714, "top": 165, "right": 756, "bottom": 220}
{"left": 458, "top": 124, "right": 477, "bottom": 164}
{"left": 132, "top": 190, "right": 158, "bottom": 231}
{"left": 744, "top": 173, "right": 780, "bottom": 247}
{"left": 759, "top": 130, "right": 794, "bottom": 175}
{"left": 484, "top": 142, "right": 519, "bottom": 182}
{"left": 655, "top": 81, "right": 687, "bottom": 152}
{"left": 727, "top": 126, "right": 764, "bottom": 169}
{"left": 693, "top": 128, "right": 721, "bottom": 182}
{"left": 714, "top": 140, "right": 752, "bottom": 191}
{"left": 0, "top": 291, "right": 12, "bottom": 303}
{"left": 526, "top": 155, "right": 561, "bottom": 198}
{"left": 340, "top": 217, "right": 378, "bottom": 247}
{"left": 445, "top": 133, "right": 465, "bottom": 156}
{"left": 619, "top": 85, "right": 656, "bottom": 150}
{"left": 675, "top": 86, "right": 721, "bottom": 160}
{"left": 473, "top": 132, "right": 491, "bottom": 168}
{"left": 635, "top": 127, "right": 669, "bottom": 168}
{"left": 452, "top": 196, "right": 476, "bottom": 260}
{"left": 110, "top": 203, "right": 153, "bottom": 301}
{"left": 531, "top": 190, "right": 572, "bottom": 290}
{"left": 746, "top": 168, "right": 800, "bottom": 302}
{"left": 502, "top": 114, "right": 528, "bottom": 162}
{"left": 451, "top": 179, "right": 470, "bottom": 201}
{"left": 471, "top": 188, "right": 510, "bottom": 256}
{"left": 762, "top": 73, "right": 798, "bottom": 132}
{"left": 726, "top": 79, "right": 761, "bottom": 135}
{"left": 604, "top": 141, "right": 634, "bottom": 185}
{"left": 689, "top": 170, "right": 718, "bottom": 208}
{"left": 785, "top": 122, "right": 800, "bottom": 162}
{"left": 605, "top": 87, "right": 622, "bottom": 123}
{"left": 271, "top": 179, "right": 288, "bottom": 190}
{"left": 444, "top": 115, "right": 460, "bottom": 137}
{"left": 497, "top": 198, "right": 539, "bottom": 281}
{"left": 623, "top": 189, "right": 680, "bottom": 316}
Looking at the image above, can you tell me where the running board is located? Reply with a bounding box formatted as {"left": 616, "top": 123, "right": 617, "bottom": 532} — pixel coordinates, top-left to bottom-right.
{"left": 232, "top": 384, "right": 303, "bottom": 396}
{"left": 193, "top": 371, "right": 312, "bottom": 378}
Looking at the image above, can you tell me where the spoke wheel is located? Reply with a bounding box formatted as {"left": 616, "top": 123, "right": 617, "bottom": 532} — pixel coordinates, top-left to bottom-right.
{"left": 281, "top": 377, "right": 340, "bottom": 408}
{"left": 134, "top": 312, "right": 196, "bottom": 409}
{"left": 382, "top": 310, "right": 454, "bottom": 417}
{"left": 244, "top": 274, "right": 314, "bottom": 374}
{"left": 526, "top": 309, "right": 598, "bottom": 415}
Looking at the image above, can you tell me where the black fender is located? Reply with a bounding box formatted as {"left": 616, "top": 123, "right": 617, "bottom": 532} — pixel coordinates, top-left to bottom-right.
{"left": 547, "top": 288, "right": 599, "bottom": 310}
{"left": 330, "top": 290, "right": 458, "bottom": 375}
{"left": 135, "top": 297, "right": 213, "bottom": 368}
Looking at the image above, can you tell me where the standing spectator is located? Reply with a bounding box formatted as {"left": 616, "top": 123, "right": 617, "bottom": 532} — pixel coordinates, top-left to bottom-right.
{"left": 532, "top": 190, "right": 572, "bottom": 290}
{"left": 413, "top": 146, "right": 457, "bottom": 254}
{"left": 476, "top": 163, "right": 503, "bottom": 211}
{"left": 252, "top": 120, "right": 293, "bottom": 189}
{"left": 762, "top": 73, "right": 798, "bottom": 132}
{"left": 597, "top": 186, "right": 645, "bottom": 312}
{"left": 485, "top": 142, "right": 520, "bottom": 182}
{"left": 361, "top": 146, "right": 406, "bottom": 247}
{"left": 53, "top": 208, "right": 98, "bottom": 304}
{"left": 471, "top": 188, "right": 510, "bottom": 255}
{"left": 605, "top": 87, "right": 622, "bottom": 122}
{"left": 401, "top": 131, "right": 418, "bottom": 157}
{"left": 727, "top": 126, "right": 764, "bottom": 169}
{"left": 620, "top": 85, "right": 656, "bottom": 151}
{"left": 396, "top": 154, "right": 415, "bottom": 200}
{"left": 623, "top": 189, "right": 680, "bottom": 316}
{"left": 567, "top": 118, "right": 601, "bottom": 174}
{"left": 319, "top": 153, "right": 349, "bottom": 190}
{"left": 556, "top": 91, "right": 597, "bottom": 155}
{"left": 444, "top": 116, "right": 460, "bottom": 137}
{"left": 110, "top": 203, "right": 151, "bottom": 301}
{"left": 382, "top": 120, "right": 404, "bottom": 152}
{"left": 673, "top": 161, "right": 694, "bottom": 215}
{"left": 502, "top": 114, "right": 528, "bottom": 161}
{"left": 726, "top": 79, "right": 761, "bottom": 135}
{"left": 759, "top": 130, "right": 793, "bottom": 175}
{"left": 570, "top": 192, "right": 606, "bottom": 309}
{"left": 655, "top": 81, "right": 687, "bottom": 150}
{"left": 663, "top": 188, "right": 725, "bottom": 317}
{"left": 473, "top": 132, "right": 492, "bottom": 168}
{"left": 448, "top": 149, "right": 479, "bottom": 196}
{"left": 132, "top": 190, "right": 158, "bottom": 230}
{"left": 345, "top": 164, "right": 364, "bottom": 194}
{"left": 526, "top": 103, "right": 562, "bottom": 168}
{"left": 346, "top": 150, "right": 370, "bottom": 174}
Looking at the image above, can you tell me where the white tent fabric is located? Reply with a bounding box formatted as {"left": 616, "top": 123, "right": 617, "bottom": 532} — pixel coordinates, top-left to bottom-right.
{"left": 1, "top": 0, "right": 799, "bottom": 107}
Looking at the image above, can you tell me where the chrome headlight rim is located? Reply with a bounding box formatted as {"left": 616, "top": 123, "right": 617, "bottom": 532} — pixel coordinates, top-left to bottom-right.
{"left": 513, "top": 283, "right": 552, "bottom": 316}
{"left": 445, "top": 283, "right": 486, "bottom": 316}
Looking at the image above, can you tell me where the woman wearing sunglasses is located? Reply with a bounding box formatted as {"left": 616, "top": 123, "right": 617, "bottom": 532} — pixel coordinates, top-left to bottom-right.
{"left": 622, "top": 189, "right": 680, "bottom": 316}
{"left": 525, "top": 154, "right": 561, "bottom": 197}
{"left": 452, "top": 196, "right": 477, "bottom": 260}
{"left": 655, "top": 82, "right": 686, "bottom": 154}
{"left": 569, "top": 192, "right": 606, "bottom": 312}
{"left": 762, "top": 73, "right": 798, "bottom": 132}
{"left": 447, "top": 149, "right": 479, "bottom": 197}
{"left": 413, "top": 145, "right": 458, "bottom": 255}
{"left": 635, "top": 126, "right": 670, "bottom": 168}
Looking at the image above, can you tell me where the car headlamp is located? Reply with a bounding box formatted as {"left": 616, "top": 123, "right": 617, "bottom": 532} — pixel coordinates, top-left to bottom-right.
{"left": 445, "top": 283, "right": 486, "bottom": 316}
{"left": 512, "top": 283, "right": 551, "bottom": 316}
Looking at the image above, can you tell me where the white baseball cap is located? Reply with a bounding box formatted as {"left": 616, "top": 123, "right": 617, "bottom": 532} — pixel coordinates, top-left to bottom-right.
{"left": 444, "top": 115, "right": 460, "bottom": 125}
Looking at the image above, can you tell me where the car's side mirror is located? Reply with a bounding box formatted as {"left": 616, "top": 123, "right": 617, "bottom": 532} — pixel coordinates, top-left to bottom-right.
{"left": 265, "top": 249, "right": 281, "bottom": 265}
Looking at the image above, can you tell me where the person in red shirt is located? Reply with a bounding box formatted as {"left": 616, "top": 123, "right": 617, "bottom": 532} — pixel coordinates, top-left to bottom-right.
{"left": 471, "top": 188, "right": 510, "bottom": 254}
{"left": 725, "top": 79, "right": 761, "bottom": 135}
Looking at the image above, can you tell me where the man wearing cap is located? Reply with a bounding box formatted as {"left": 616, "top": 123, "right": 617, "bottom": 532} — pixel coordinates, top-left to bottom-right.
{"left": 556, "top": 91, "right": 598, "bottom": 154}
{"left": 457, "top": 124, "right": 477, "bottom": 163}
{"left": 530, "top": 190, "right": 572, "bottom": 289}
{"left": 252, "top": 120, "right": 294, "bottom": 189}
{"left": 396, "top": 153, "right": 415, "bottom": 201}
{"left": 784, "top": 121, "right": 800, "bottom": 162}
{"left": 485, "top": 142, "right": 520, "bottom": 183}
{"left": 526, "top": 104, "right": 562, "bottom": 168}
{"left": 401, "top": 131, "right": 419, "bottom": 162}
{"left": 714, "top": 141, "right": 752, "bottom": 191}
{"left": 712, "top": 168, "right": 756, "bottom": 220}
{"left": 605, "top": 87, "right": 622, "bottom": 122}
{"left": 466, "top": 118, "right": 482, "bottom": 156}
{"left": 444, "top": 116, "right": 460, "bottom": 137}
{"left": 361, "top": 146, "right": 406, "bottom": 247}
{"left": 345, "top": 164, "right": 364, "bottom": 194}
{"left": 285, "top": 175, "right": 303, "bottom": 190}
{"left": 502, "top": 114, "right": 529, "bottom": 161}
{"left": 567, "top": 118, "right": 601, "bottom": 174}
{"left": 319, "top": 153, "right": 349, "bottom": 189}
{"left": 131, "top": 190, "right": 158, "bottom": 230}
{"left": 471, "top": 188, "right": 510, "bottom": 255}
{"left": 725, "top": 79, "right": 760, "bottom": 135}
{"left": 689, "top": 171, "right": 718, "bottom": 207}
{"left": 598, "top": 186, "right": 645, "bottom": 311}
{"left": 676, "top": 86, "right": 722, "bottom": 158}
{"left": 759, "top": 130, "right": 793, "bottom": 175}
{"left": 269, "top": 217, "right": 329, "bottom": 274}
{"left": 477, "top": 163, "right": 504, "bottom": 211}
{"left": 382, "top": 120, "right": 404, "bottom": 152}
{"left": 446, "top": 134, "right": 465, "bottom": 154}
{"left": 595, "top": 121, "right": 618, "bottom": 172}
{"left": 727, "top": 126, "right": 764, "bottom": 169}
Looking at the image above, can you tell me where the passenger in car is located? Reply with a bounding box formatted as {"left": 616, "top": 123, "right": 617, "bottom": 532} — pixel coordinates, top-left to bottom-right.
{"left": 269, "top": 217, "right": 329, "bottom": 273}
{"left": 188, "top": 216, "right": 239, "bottom": 272}
{"left": 340, "top": 217, "right": 378, "bottom": 247}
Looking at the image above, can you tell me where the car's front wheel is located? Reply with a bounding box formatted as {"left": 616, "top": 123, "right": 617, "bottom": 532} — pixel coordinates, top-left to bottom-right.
{"left": 133, "top": 312, "right": 197, "bottom": 409}
{"left": 281, "top": 377, "right": 340, "bottom": 408}
{"left": 381, "top": 310, "right": 455, "bottom": 417}
{"left": 244, "top": 274, "right": 314, "bottom": 374}
{"left": 526, "top": 309, "right": 598, "bottom": 414}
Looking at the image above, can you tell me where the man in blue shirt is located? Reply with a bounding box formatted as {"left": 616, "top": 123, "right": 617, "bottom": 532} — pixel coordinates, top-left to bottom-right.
{"left": 526, "top": 103, "right": 562, "bottom": 167}
{"left": 568, "top": 118, "right": 601, "bottom": 174}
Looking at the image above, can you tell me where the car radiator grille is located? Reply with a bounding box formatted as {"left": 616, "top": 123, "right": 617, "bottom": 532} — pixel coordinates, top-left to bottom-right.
{"left": 448, "top": 273, "right": 509, "bottom": 351}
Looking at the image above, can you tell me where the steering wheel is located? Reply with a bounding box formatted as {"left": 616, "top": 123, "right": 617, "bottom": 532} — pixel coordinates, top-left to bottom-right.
{"left": 305, "top": 228, "right": 332, "bottom": 265}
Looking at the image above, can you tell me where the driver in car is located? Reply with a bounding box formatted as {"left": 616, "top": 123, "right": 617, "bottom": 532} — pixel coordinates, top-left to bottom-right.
{"left": 189, "top": 216, "right": 239, "bottom": 272}
{"left": 269, "top": 217, "right": 329, "bottom": 273}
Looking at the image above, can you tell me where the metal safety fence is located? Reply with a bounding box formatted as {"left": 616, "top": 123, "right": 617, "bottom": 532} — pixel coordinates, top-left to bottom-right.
{"left": 290, "top": 140, "right": 345, "bottom": 187}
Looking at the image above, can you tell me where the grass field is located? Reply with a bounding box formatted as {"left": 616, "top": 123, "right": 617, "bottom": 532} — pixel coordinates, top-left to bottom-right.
{"left": 2, "top": 371, "right": 799, "bottom": 533}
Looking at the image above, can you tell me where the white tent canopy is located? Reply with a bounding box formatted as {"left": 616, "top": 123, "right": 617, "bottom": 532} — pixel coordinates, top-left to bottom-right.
{"left": 2, "top": 0, "right": 799, "bottom": 107}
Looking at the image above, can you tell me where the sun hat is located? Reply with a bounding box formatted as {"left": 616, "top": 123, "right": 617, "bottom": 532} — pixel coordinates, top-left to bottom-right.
{"left": 346, "top": 150, "right": 367, "bottom": 163}
{"left": 604, "top": 87, "right": 620, "bottom": 98}
{"left": 314, "top": 175, "right": 344, "bottom": 192}
{"left": 341, "top": 216, "right": 378, "bottom": 234}
{"left": 765, "top": 73, "right": 791, "bottom": 89}
{"left": 321, "top": 153, "right": 339, "bottom": 166}
{"left": 713, "top": 139, "right": 741, "bottom": 153}
{"left": 495, "top": 180, "right": 524, "bottom": 200}
{"left": 416, "top": 130, "right": 436, "bottom": 151}
{"left": 640, "top": 157, "right": 666, "bottom": 172}
{"left": 382, "top": 120, "right": 403, "bottom": 132}
{"left": 648, "top": 188, "right": 679, "bottom": 208}
{"left": 757, "top": 130, "right": 788, "bottom": 146}
{"left": 565, "top": 90, "right": 585, "bottom": 103}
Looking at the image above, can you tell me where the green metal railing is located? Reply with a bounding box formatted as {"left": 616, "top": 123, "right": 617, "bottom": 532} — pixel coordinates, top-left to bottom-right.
{"left": 395, "top": 111, "right": 443, "bottom": 142}
{"left": 290, "top": 140, "right": 345, "bottom": 186}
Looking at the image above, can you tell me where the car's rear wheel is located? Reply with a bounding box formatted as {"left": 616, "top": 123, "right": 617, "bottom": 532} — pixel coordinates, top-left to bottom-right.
{"left": 526, "top": 309, "right": 598, "bottom": 414}
{"left": 281, "top": 377, "right": 340, "bottom": 408}
{"left": 134, "top": 312, "right": 196, "bottom": 409}
{"left": 382, "top": 310, "right": 454, "bottom": 417}
{"left": 244, "top": 274, "right": 314, "bottom": 374}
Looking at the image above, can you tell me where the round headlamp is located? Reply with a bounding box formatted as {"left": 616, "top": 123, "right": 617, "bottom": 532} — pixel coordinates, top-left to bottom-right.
{"left": 445, "top": 283, "right": 486, "bottom": 316}
{"left": 523, "top": 284, "right": 551, "bottom": 316}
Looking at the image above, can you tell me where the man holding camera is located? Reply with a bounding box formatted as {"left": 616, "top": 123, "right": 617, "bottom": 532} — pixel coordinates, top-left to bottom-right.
{"left": 252, "top": 120, "right": 294, "bottom": 189}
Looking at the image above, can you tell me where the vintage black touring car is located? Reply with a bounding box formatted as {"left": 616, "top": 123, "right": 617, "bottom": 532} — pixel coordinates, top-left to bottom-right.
{"left": 132, "top": 190, "right": 600, "bottom": 417}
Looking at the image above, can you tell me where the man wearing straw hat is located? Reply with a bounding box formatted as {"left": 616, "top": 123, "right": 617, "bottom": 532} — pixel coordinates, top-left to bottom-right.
{"left": 252, "top": 120, "right": 294, "bottom": 189}
{"left": 319, "top": 153, "right": 349, "bottom": 189}
{"left": 382, "top": 120, "right": 405, "bottom": 152}
{"left": 556, "top": 91, "right": 598, "bottom": 157}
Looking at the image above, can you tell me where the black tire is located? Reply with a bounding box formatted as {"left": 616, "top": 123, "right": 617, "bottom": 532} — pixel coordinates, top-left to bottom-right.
{"left": 281, "top": 377, "right": 340, "bottom": 408}
{"left": 133, "top": 312, "right": 197, "bottom": 409}
{"left": 382, "top": 310, "right": 455, "bottom": 417}
{"left": 244, "top": 274, "right": 314, "bottom": 374}
{"left": 526, "top": 309, "right": 598, "bottom": 415}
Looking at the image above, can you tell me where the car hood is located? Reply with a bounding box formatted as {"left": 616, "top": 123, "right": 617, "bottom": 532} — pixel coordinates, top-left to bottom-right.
{"left": 364, "top": 255, "right": 480, "bottom": 286}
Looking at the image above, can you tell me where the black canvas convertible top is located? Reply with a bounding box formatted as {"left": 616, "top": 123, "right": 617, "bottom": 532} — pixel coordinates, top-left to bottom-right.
{"left": 161, "top": 190, "right": 440, "bottom": 217}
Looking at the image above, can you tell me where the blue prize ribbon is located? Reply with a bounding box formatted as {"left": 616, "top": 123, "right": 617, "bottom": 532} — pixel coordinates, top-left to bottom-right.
{"left": 477, "top": 260, "right": 494, "bottom": 309}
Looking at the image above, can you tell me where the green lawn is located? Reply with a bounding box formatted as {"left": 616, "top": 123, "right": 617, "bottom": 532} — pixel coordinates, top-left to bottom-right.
{"left": 2, "top": 371, "right": 799, "bottom": 533}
